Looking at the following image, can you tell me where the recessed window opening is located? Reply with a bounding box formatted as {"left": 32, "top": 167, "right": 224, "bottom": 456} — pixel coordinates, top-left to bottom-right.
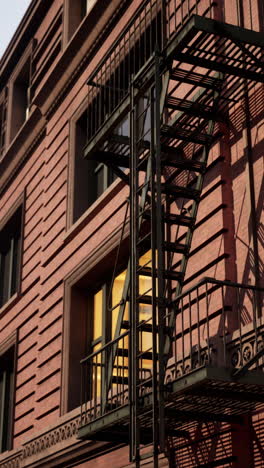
{"left": 0, "top": 207, "right": 22, "bottom": 308}
{"left": 10, "top": 59, "right": 31, "bottom": 141}
{"left": 0, "top": 346, "right": 15, "bottom": 453}
{"left": 72, "top": 109, "right": 118, "bottom": 223}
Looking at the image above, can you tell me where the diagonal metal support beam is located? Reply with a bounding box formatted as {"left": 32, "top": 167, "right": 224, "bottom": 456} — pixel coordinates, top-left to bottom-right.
{"left": 163, "top": 72, "right": 225, "bottom": 358}
{"left": 104, "top": 151, "right": 152, "bottom": 410}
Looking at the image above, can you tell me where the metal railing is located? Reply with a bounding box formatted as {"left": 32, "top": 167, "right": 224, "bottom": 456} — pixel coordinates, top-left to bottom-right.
{"left": 85, "top": 0, "right": 263, "bottom": 145}
{"left": 80, "top": 331, "right": 130, "bottom": 426}
{"left": 80, "top": 277, "right": 264, "bottom": 425}
{"left": 166, "top": 277, "right": 264, "bottom": 383}
{"left": 86, "top": 0, "right": 217, "bottom": 143}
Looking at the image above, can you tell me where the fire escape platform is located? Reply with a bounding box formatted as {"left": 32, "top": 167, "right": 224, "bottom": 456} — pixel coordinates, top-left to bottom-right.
{"left": 163, "top": 366, "right": 264, "bottom": 427}
{"left": 84, "top": 14, "right": 264, "bottom": 159}
{"left": 78, "top": 366, "right": 264, "bottom": 442}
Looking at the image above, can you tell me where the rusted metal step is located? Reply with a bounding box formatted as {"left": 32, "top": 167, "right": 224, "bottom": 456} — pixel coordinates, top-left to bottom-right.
{"left": 160, "top": 183, "right": 200, "bottom": 200}
{"left": 161, "top": 124, "right": 213, "bottom": 145}
{"left": 165, "top": 96, "right": 223, "bottom": 122}
{"left": 122, "top": 320, "right": 170, "bottom": 334}
{"left": 170, "top": 67, "right": 223, "bottom": 91}
{"left": 138, "top": 266, "right": 184, "bottom": 282}
{"left": 161, "top": 149, "right": 206, "bottom": 173}
{"left": 163, "top": 241, "right": 188, "bottom": 254}
{"left": 163, "top": 213, "right": 194, "bottom": 227}
{"left": 142, "top": 210, "right": 194, "bottom": 228}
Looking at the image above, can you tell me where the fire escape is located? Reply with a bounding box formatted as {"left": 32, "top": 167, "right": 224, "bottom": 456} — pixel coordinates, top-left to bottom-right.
{"left": 78, "top": 1, "right": 264, "bottom": 466}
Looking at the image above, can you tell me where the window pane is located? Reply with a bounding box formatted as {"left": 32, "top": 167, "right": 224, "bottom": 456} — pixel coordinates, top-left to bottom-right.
{"left": 139, "top": 250, "right": 152, "bottom": 358}
{"left": 92, "top": 343, "right": 101, "bottom": 397}
{"left": 93, "top": 289, "right": 103, "bottom": 341}
{"left": 112, "top": 270, "right": 128, "bottom": 338}
{"left": 0, "top": 207, "right": 22, "bottom": 308}
{"left": 11, "top": 236, "right": 20, "bottom": 296}
{"left": 0, "top": 248, "right": 11, "bottom": 306}
{"left": 95, "top": 165, "right": 104, "bottom": 199}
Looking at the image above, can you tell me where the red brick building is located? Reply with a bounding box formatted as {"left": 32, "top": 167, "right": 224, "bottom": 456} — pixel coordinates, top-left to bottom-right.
{"left": 0, "top": 0, "right": 263, "bottom": 467}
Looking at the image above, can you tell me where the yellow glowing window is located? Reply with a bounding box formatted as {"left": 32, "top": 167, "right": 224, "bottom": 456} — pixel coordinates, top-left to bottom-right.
{"left": 93, "top": 289, "right": 103, "bottom": 342}
{"left": 92, "top": 342, "right": 102, "bottom": 396}
{"left": 112, "top": 270, "right": 129, "bottom": 339}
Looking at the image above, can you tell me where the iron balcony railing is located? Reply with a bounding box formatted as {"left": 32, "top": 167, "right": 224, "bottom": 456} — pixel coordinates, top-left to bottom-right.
{"left": 80, "top": 330, "right": 130, "bottom": 427}
{"left": 86, "top": 0, "right": 216, "bottom": 144}
{"left": 166, "top": 277, "right": 264, "bottom": 383}
{"left": 80, "top": 278, "right": 264, "bottom": 426}
{"left": 85, "top": 0, "right": 263, "bottom": 145}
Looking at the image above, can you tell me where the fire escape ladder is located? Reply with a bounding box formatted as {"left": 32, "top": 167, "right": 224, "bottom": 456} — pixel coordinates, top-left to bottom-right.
{"left": 130, "top": 55, "right": 167, "bottom": 467}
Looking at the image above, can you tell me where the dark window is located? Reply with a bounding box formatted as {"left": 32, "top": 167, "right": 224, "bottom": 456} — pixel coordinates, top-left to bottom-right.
{"left": 0, "top": 90, "right": 8, "bottom": 158}
{"left": 72, "top": 109, "right": 118, "bottom": 223}
{"left": 65, "top": 0, "right": 89, "bottom": 42}
{"left": 10, "top": 58, "right": 31, "bottom": 141}
{"left": 0, "top": 347, "right": 15, "bottom": 453}
{"left": 81, "top": 0, "right": 89, "bottom": 20}
{"left": 0, "top": 207, "right": 22, "bottom": 308}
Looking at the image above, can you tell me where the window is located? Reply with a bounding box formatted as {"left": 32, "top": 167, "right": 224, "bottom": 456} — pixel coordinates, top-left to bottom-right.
{"left": 0, "top": 346, "right": 15, "bottom": 453}
{"left": 64, "top": 250, "right": 153, "bottom": 411}
{"left": 0, "top": 89, "right": 8, "bottom": 158}
{"left": 70, "top": 107, "right": 118, "bottom": 224}
{"left": 64, "top": 0, "right": 91, "bottom": 44}
{"left": 0, "top": 207, "right": 22, "bottom": 308}
{"left": 10, "top": 57, "right": 31, "bottom": 141}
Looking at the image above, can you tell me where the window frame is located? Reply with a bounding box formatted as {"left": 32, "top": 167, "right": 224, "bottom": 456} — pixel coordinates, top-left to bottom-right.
{"left": 0, "top": 87, "right": 8, "bottom": 160}
{"left": 63, "top": 0, "right": 97, "bottom": 46}
{"left": 62, "top": 240, "right": 152, "bottom": 414}
{"left": 0, "top": 193, "right": 24, "bottom": 314}
{"left": 67, "top": 100, "right": 120, "bottom": 228}
{"left": 6, "top": 41, "right": 34, "bottom": 146}
{"left": 62, "top": 226, "right": 130, "bottom": 414}
{"left": 0, "top": 330, "right": 17, "bottom": 454}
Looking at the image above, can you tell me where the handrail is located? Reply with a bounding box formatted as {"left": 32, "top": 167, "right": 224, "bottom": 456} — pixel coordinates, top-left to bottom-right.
{"left": 173, "top": 276, "right": 264, "bottom": 302}
{"left": 86, "top": 0, "right": 163, "bottom": 85}
{"left": 80, "top": 330, "right": 129, "bottom": 364}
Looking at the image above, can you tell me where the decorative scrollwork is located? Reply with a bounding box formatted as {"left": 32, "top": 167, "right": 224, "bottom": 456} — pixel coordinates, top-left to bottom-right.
{"left": 230, "top": 348, "right": 241, "bottom": 368}
{"left": 19, "top": 416, "right": 81, "bottom": 463}
{"left": 242, "top": 342, "right": 253, "bottom": 364}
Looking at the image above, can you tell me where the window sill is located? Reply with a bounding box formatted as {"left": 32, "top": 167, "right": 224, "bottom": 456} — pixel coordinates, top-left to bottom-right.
{"left": 0, "top": 293, "right": 19, "bottom": 318}
{"left": 64, "top": 176, "right": 126, "bottom": 244}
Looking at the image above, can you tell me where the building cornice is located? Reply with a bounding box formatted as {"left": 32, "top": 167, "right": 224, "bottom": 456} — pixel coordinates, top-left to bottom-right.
{"left": 0, "top": 0, "right": 130, "bottom": 196}
{"left": 33, "top": 0, "right": 129, "bottom": 118}
{"left": 0, "top": 0, "right": 53, "bottom": 92}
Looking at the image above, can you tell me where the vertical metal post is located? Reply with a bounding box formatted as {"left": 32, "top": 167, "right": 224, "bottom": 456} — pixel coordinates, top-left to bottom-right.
{"left": 221, "top": 285, "right": 226, "bottom": 367}
{"left": 154, "top": 50, "right": 166, "bottom": 454}
{"left": 150, "top": 83, "right": 159, "bottom": 468}
{"left": 130, "top": 80, "right": 140, "bottom": 467}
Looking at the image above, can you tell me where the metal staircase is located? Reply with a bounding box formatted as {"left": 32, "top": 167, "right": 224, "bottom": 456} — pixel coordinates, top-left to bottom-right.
{"left": 128, "top": 43, "right": 226, "bottom": 464}
{"left": 79, "top": 2, "right": 264, "bottom": 467}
